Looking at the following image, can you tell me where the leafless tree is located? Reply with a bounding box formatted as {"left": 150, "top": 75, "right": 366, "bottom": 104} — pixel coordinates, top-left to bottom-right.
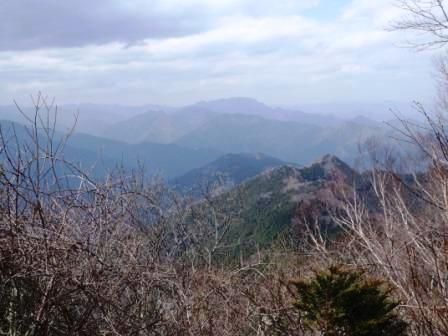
{"left": 392, "top": 0, "right": 448, "bottom": 49}
{"left": 0, "top": 94, "right": 308, "bottom": 336}
{"left": 302, "top": 121, "right": 448, "bottom": 335}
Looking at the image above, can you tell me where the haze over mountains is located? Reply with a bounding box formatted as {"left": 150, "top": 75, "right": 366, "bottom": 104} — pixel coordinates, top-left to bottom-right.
{"left": 100, "top": 97, "right": 385, "bottom": 145}
{"left": 0, "top": 97, "right": 398, "bottom": 180}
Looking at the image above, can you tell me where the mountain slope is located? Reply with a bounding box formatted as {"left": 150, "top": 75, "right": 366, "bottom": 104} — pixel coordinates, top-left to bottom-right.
{"left": 171, "top": 152, "right": 286, "bottom": 196}
{"left": 0, "top": 120, "right": 223, "bottom": 178}
{"left": 177, "top": 111, "right": 388, "bottom": 165}
{"left": 101, "top": 97, "right": 362, "bottom": 147}
{"left": 192, "top": 97, "right": 344, "bottom": 126}
{"left": 175, "top": 113, "right": 323, "bottom": 163}
{"left": 102, "top": 107, "right": 213, "bottom": 144}
{"left": 99, "top": 98, "right": 387, "bottom": 166}
{"left": 203, "top": 155, "right": 359, "bottom": 260}
{"left": 67, "top": 132, "right": 223, "bottom": 177}
{"left": 0, "top": 104, "right": 152, "bottom": 136}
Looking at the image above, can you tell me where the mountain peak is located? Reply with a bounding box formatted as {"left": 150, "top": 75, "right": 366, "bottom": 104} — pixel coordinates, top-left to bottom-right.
{"left": 315, "top": 154, "right": 343, "bottom": 165}
{"left": 309, "top": 154, "right": 355, "bottom": 181}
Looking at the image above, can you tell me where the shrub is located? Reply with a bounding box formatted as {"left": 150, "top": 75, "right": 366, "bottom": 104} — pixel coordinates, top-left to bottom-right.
{"left": 290, "top": 266, "right": 407, "bottom": 336}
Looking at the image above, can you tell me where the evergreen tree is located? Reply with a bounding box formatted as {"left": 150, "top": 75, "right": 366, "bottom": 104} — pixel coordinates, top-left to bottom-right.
{"left": 290, "top": 266, "right": 407, "bottom": 336}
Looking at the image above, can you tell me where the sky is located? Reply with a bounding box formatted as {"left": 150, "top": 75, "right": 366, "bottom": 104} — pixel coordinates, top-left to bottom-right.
{"left": 0, "top": 0, "right": 438, "bottom": 106}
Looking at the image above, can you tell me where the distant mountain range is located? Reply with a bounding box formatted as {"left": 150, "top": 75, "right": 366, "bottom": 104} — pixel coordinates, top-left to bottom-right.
{"left": 0, "top": 104, "right": 152, "bottom": 135}
{"left": 102, "top": 107, "right": 212, "bottom": 144}
{"left": 0, "top": 99, "right": 404, "bottom": 259}
{"left": 291, "top": 101, "right": 421, "bottom": 121}
{"left": 100, "top": 97, "right": 361, "bottom": 144}
{"left": 0, "top": 97, "right": 400, "bottom": 176}
{"left": 191, "top": 97, "right": 345, "bottom": 126}
{"left": 0, "top": 120, "right": 223, "bottom": 178}
{"left": 96, "top": 97, "right": 388, "bottom": 165}
{"left": 174, "top": 112, "right": 385, "bottom": 164}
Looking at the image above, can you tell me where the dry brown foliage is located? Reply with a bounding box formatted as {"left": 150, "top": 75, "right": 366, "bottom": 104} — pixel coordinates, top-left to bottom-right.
{"left": 0, "top": 94, "right": 312, "bottom": 336}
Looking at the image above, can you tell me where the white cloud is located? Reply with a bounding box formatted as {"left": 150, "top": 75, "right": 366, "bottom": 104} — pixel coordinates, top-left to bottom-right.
{"left": 0, "top": 0, "right": 436, "bottom": 105}
{"left": 140, "top": 15, "right": 320, "bottom": 56}
{"left": 151, "top": 0, "right": 320, "bottom": 15}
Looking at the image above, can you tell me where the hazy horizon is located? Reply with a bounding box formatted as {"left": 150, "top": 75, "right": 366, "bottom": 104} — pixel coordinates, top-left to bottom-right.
{"left": 1, "top": 95, "right": 427, "bottom": 107}
{"left": 1, "top": 96, "right": 424, "bottom": 122}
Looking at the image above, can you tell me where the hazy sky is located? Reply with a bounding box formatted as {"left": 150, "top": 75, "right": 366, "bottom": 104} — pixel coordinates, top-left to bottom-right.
{"left": 0, "top": 0, "right": 437, "bottom": 106}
